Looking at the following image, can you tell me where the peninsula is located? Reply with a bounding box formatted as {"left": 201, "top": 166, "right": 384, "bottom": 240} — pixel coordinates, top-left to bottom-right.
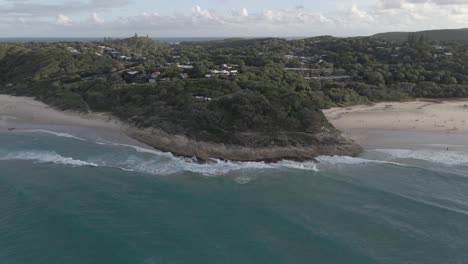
{"left": 2, "top": 32, "right": 468, "bottom": 161}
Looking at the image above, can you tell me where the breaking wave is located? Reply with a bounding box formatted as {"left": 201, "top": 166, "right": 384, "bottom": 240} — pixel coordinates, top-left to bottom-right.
{"left": 316, "top": 155, "right": 406, "bottom": 166}
{"left": 107, "top": 156, "right": 319, "bottom": 176}
{"left": 19, "top": 129, "right": 86, "bottom": 141}
{"left": 7, "top": 129, "right": 467, "bottom": 178}
{"left": 0, "top": 151, "right": 98, "bottom": 167}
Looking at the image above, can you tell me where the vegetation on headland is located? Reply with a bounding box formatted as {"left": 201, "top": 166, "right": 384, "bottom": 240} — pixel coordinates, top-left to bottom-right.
{"left": 1, "top": 31, "right": 468, "bottom": 158}
{"left": 372, "top": 28, "right": 468, "bottom": 43}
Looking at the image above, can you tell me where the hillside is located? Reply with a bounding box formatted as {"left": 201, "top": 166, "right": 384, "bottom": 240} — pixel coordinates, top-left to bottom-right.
{"left": 372, "top": 28, "right": 468, "bottom": 43}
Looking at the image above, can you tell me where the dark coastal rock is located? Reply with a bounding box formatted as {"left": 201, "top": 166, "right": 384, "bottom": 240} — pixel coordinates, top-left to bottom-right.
{"left": 126, "top": 127, "right": 363, "bottom": 162}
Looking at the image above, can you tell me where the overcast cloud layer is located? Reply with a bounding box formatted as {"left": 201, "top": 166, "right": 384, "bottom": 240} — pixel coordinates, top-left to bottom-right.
{"left": 1, "top": 0, "right": 468, "bottom": 37}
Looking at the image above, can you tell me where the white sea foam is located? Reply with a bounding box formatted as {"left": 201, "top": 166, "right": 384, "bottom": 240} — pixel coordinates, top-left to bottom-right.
{"left": 20, "top": 129, "right": 86, "bottom": 141}
{"left": 116, "top": 143, "right": 176, "bottom": 159}
{"left": 316, "top": 155, "right": 405, "bottom": 166}
{"left": 0, "top": 151, "right": 98, "bottom": 167}
{"left": 120, "top": 158, "right": 269, "bottom": 176}
{"left": 374, "top": 149, "right": 468, "bottom": 166}
{"left": 234, "top": 176, "right": 254, "bottom": 185}
{"left": 7, "top": 131, "right": 321, "bottom": 176}
{"left": 112, "top": 155, "right": 320, "bottom": 176}
{"left": 103, "top": 143, "right": 320, "bottom": 176}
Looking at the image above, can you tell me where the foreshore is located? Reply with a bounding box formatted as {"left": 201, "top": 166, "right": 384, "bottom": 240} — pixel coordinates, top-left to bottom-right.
{"left": 0, "top": 94, "right": 360, "bottom": 161}
{"left": 323, "top": 99, "right": 468, "bottom": 149}
{"left": 0, "top": 94, "right": 147, "bottom": 148}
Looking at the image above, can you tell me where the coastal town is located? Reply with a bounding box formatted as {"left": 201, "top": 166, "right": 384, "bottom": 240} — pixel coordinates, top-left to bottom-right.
{"left": 61, "top": 35, "right": 459, "bottom": 91}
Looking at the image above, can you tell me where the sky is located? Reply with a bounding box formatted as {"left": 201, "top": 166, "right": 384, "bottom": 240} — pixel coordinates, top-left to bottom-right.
{"left": 1, "top": 0, "right": 468, "bottom": 37}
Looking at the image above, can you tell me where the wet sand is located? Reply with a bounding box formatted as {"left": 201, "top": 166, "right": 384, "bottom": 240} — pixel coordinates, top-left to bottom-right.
{"left": 0, "top": 95, "right": 148, "bottom": 147}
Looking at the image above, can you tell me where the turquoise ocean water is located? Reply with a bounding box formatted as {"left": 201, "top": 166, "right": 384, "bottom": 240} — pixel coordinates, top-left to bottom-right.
{"left": 1, "top": 131, "right": 468, "bottom": 264}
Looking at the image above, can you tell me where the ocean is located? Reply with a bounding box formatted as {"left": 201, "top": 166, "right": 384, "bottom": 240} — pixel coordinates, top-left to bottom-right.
{"left": 0, "top": 37, "right": 230, "bottom": 44}
{"left": 1, "top": 131, "right": 468, "bottom": 264}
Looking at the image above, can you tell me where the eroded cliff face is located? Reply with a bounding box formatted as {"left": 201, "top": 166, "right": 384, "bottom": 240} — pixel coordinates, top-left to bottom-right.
{"left": 126, "top": 127, "right": 363, "bottom": 162}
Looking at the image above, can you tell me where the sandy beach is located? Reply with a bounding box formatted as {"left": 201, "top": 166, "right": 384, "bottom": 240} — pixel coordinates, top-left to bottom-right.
{"left": 0, "top": 94, "right": 147, "bottom": 147}
{"left": 324, "top": 99, "right": 468, "bottom": 133}
{"left": 323, "top": 99, "right": 468, "bottom": 149}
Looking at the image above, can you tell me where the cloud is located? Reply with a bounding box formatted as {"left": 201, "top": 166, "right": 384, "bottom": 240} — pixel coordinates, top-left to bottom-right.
{"left": 56, "top": 14, "right": 72, "bottom": 26}
{"left": 0, "top": 0, "right": 128, "bottom": 17}
{"left": 241, "top": 8, "right": 249, "bottom": 17}
{"left": 90, "top": 12, "right": 104, "bottom": 25}
{"left": 192, "top": 5, "right": 217, "bottom": 21}
{"left": 452, "top": 6, "right": 468, "bottom": 14}
{"left": 378, "top": 0, "right": 468, "bottom": 9}
{"left": 350, "top": 4, "right": 374, "bottom": 21}
{"left": 2, "top": 3, "right": 468, "bottom": 37}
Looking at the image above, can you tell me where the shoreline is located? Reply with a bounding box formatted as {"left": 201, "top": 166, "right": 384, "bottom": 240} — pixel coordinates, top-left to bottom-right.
{"left": 0, "top": 94, "right": 361, "bottom": 162}
{"left": 4, "top": 94, "right": 467, "bottom": 161}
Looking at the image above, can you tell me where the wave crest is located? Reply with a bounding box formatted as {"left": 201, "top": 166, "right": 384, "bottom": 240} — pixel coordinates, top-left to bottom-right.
{"left": 19, "top": 129, "right": 86, "bottom": 141}
{"left": 115, "top": 157, "right": 319, "bottom": 176}
{"left": 0, "top": 151, "right": 98, "bottom": 167}
{"left": 316, "top": 155, "right": 405, "bottom": 166}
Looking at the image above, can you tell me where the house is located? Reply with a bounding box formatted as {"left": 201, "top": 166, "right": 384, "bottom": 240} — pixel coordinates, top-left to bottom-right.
{"left": 180, "top": 73, "right": 189, "bottom": 79}
{"left": 210, "top": 70, "right": 230, "bottom": 76}
{"left": 126, "top": 71, "right": 140, "bottom": 76}
{"left": 444, "top": 52, "right": 454, "bottom": 56}
{"left": 178, "top": 64, "right": 194, "bottom": 70}
{"left": 119, "top": 55, "right": 132, "bottom": 60}
{"left": 194, "top": 96, "right": 212, "bottom": 101}
{"left": 149, "top": 79, "right": 157, "bottom": 83}
{"left": 230, "top": 70, "right": 238, "bottom": 76}
{"left": 151, "top": 72, "right": 161, "bottom": 78}
{"left": 110, "top": 51, "right": 120, "bottom": 57}
{"left": 67, "top": 47, "right": 80, "bottom": 54}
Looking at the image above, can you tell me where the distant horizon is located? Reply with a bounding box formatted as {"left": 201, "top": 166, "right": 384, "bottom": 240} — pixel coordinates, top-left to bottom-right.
{"left": 1, "top": 27, "right": 467, "bottom": 40}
